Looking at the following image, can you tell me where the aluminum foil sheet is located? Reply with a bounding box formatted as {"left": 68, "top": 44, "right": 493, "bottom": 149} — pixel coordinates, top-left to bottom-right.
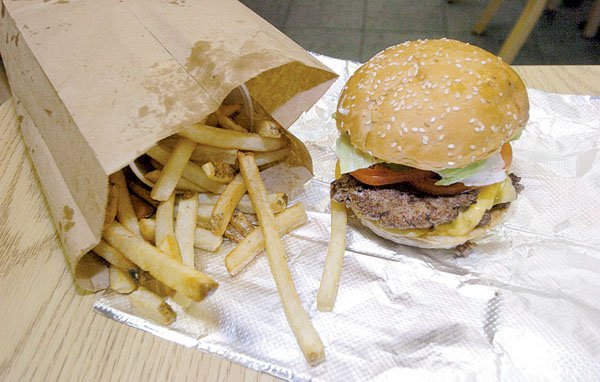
{"left": 94, "top": 55, "right": 600, "bottom": 381}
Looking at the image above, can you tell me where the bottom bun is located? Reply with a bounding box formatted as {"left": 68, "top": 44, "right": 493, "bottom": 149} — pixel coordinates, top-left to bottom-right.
{"left": 361, "top": 208, "right": 509, "bottom": 249}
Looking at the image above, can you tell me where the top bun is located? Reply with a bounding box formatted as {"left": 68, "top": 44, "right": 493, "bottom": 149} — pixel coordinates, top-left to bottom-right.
{"left": 336, "top": 39, "right": 529, "bottom": 171}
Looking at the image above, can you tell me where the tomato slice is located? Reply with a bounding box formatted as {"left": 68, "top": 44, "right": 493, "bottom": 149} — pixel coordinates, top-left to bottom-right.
{"left": 350, "top": 164, "right": 433, "bottom": 186}
{"left": 409, "top": 178, "right": 476, "bottom": 196}
{"left": 500, "top": 143, "right": 512, "bottom": 169}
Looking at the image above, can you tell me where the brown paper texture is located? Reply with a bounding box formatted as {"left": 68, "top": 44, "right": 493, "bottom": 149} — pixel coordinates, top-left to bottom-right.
{"left": 0, "top": 0, "right": 337, "bottom": 292}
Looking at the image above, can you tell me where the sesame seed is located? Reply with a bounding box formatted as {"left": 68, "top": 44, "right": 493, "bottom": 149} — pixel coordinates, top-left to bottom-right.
{"left": 469, "top": 118, "right": 475, "bottom": 123}
{"left": 391, "top": 142, "right": 398, "bottom": 148}
{"left": 419, "top": 127, "right": 426, "bottom": 133}
{"left": 411, "top": 127, "right": 418, "bottom": 132}
{"left": 397, "top": 146, "right": 403, "bottom": 152}
{"left": 437, "top": 125, "right": 444, "bottom": 131}
{"left": 448, "top": 161, "right": 455, "bottom": 166}
{"left": 470, "top": 144, "right": 476, "bottom": 150}
{"left": 384, "top": 123, "right": 391, "bottom": 130}
{"left": 452, "top": 106, "right": 461, "bottom": 111}
{"left": 422, "top": 136, "right": 429, "bottom": 144}
{"left": 403, "top": 127, "right": 408, "bottom": 133}
{"left": 448, "top": 152, "right": 454, "bottom": 157}
{"left": 390, "top": 116, "right": 396, "bottom": 122}
{"left": 438, "top": 134, "right": 445, "bottom": 141}
{"left": 448, "top": 144, "right": 455, "bottom": 149}
{"left": 444, "top": 88, "right": 450, "bottom": 95}
{"left": 430, "top": 116, "right": 436, "bottom": 123}
{"left": 454, "top": 92, "right": 461, "bottom": 99}
{"left": 380, "top": 133, "right": 386, "bottom": 138}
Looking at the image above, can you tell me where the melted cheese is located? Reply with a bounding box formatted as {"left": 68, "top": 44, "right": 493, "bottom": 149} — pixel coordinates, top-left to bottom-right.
{"left": 390, "top": 177, "right": 517, "bottom": 238}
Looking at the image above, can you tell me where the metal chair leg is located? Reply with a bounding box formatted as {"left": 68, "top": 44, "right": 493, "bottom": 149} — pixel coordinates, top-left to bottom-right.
{"left": 472, "top": 0, "right": 505, "bottom": 35}
{"left": 583, "top": 0, "right": 600, "bottom": 38}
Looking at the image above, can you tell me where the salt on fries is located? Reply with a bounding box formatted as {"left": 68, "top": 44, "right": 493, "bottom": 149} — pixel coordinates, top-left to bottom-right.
{"left": 238, "top": 152, "right": 325, "bottom": 366}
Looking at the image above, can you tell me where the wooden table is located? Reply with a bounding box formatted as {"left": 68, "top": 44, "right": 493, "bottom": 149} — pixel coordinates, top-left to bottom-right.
{"left": 1, "top": 66, "right": 599, "bottom": 381}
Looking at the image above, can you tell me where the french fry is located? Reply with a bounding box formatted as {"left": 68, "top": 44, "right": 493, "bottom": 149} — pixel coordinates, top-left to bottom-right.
{"left": 219, "top": 103, "right": 242, "bottom": 117}
{"left": 139, "top": 218, "right": 155, "bottom": 243}
{"left": 179, "top": 124, "right": 288, "bottom": 152}
{"left": 189, "top": 146, "right": 238, "bottom": 166}
{"left": 93, "top": 239, "right": 138, "bottom": 273}
{"left": 204, "top": 112, "right": 218, "bottom": 127}
{"left": 131, "top": 194, "right": 155, "bottom": 219}
{"left": 137, "top": 270, "right": 174, "bottom": 297}
{"left": 138, "top": 218, "right": 222, "bottom": 252}
{"left": 223, "top": 225, "right": 244, "bottom": 243}
{"left": 155, "top": 193, "right": 181, "bottom": 262}
{"left": 255, "top": 119, "right": 282, "bottom": 138}
{"left": 211, "top": 174, "right": 246, "bottom": 237}
{"left": 151, "top": 137, "right": 197, "bottom": 201}
{"left": 194, "top": 226, "right": 223, "bottom": 252}
{"left": 128, "top": 287, "right": 176, "bottom": 326}
{"left": 230, "top": 211, "right": 254, "bottom": 236}
{"left": 145, "top": 170, "right": 206, "bottom": 193}
{"left": 146, "top": 145, "right": 226, "bottom": 194}
{"left": 198, "top": 193, "right": 287, "bottom": 214}
{"left": 225, "top": 203, "right": 307, "bottom": 276}
{"left": 195, "top": 219, "right": 212, "bottom": 230}
{"left": 104, "top": 222, "right": 218, "bottom": 301}
{"left": 197, "top": 204, "right": 214, "bottom": 223}
{"left": 109, "top": 265, "right": 137, "bottom": 294}
{"left": 175, "top": 193, "right": 198, "bottom": 268}
{"left": 110, "top": 170, "right": 142, "bottom": 238}
{"left": 201, "top": 162, "right": 235, "bottom": 184}
{"left": 103, "top": 183, "right": 119, "bottom": 231}
{"left": 316, "top": 199, "right": 347, "bottom": 312}
{"left": 238, "top": 152, "right": 325, "bottom": 365}
{"left": 128, "top": 181, "right": 159, "bottom": 207}
{"left": 216, "top": 107, "right": 247, "bottom": 132}
{"left": 159, "top": 137, "right": 238, "bottom": 165}
{"left": 254, "top": 146, "right": 291, "bottom": 167}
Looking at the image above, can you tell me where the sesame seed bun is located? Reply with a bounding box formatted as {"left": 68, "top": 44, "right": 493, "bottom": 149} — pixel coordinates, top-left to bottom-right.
{"left": 336, "top": 39, "right": 529, "bottom": 171}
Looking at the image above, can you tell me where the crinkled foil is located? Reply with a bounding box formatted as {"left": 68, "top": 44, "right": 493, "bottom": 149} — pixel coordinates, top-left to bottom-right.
{"left": 94, "top": 55, "right": 600, "bottom": 381}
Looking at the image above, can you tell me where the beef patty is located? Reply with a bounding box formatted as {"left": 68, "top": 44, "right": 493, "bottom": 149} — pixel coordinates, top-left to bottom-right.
{"left": 331, "top": 174, "right": 522, "bottom": 230}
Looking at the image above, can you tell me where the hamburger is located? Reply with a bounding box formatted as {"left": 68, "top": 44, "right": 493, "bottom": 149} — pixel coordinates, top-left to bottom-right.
{"left": 331, "top": 39, "right": 528, "bottom": 249}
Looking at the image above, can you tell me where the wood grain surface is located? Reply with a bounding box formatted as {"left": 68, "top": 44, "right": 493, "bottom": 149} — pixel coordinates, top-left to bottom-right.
{"left": 1, "top": 66, "right": 599, "bottom": 382}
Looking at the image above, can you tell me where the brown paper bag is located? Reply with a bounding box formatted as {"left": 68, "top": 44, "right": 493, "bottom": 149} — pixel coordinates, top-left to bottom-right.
{"left": 0, "top": 0, "right": 337, "bottom": 292}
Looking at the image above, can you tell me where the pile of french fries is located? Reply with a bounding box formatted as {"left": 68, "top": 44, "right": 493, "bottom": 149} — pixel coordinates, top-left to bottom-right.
{"left": 92, "top": 102, "right": 326, "bottom": 364}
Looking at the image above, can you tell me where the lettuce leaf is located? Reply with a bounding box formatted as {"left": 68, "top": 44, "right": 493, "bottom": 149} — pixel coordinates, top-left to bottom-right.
{"left": 435, "top": 160, "right": 487, "bottom": 186}
{"left": 336, "top": 134, "right": 382, "bottom": 174}
{"left": 336, "top": 132, "right": 509, "bottom": 186}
